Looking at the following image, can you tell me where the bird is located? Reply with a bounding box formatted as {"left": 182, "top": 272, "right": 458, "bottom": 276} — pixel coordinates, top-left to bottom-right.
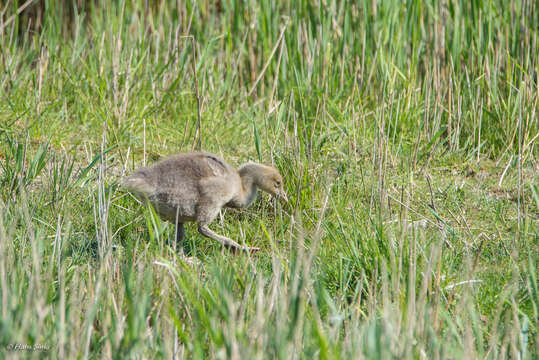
{"left": 120, "top": 151, "right": 287, "bottom": 253}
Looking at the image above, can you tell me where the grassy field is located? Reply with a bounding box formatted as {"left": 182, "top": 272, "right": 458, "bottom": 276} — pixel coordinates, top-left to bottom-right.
{"left": 0, "top": 0, "right": 537, "bottom": 358}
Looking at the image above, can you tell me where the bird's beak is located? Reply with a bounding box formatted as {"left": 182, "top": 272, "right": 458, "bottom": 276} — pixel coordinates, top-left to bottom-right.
{"left": 280, "top": 190, "right": 289, "bottom": 203}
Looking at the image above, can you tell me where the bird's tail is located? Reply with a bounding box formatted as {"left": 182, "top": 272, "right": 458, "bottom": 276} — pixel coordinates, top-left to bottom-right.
{"left": 119, "top": 175, "right": 156, "bottom": 197}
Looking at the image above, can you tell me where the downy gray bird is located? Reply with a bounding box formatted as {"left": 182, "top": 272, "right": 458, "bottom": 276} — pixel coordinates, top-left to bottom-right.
{"left": 121, "top": 152, "right": 287, "bottom": 252}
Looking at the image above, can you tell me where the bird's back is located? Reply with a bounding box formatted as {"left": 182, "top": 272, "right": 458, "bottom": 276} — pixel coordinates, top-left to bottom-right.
{"left": 121, "top": 152, "right": 239, "bottom": 222}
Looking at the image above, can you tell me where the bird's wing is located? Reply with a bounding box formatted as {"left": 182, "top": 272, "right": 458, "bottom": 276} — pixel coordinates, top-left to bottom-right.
{"left": 202, "top": 153, "right": 230, "bottom": 177}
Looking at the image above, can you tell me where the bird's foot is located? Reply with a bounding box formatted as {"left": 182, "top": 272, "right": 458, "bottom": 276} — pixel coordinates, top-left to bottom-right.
{"left": 240, "top": 246, "right": 260, "bottom": 254}
{"left": 247, "top": 246, "right": 260, "bottom": 253}
{"left": 226, "top": 245, "right": 260, "bottom": 254}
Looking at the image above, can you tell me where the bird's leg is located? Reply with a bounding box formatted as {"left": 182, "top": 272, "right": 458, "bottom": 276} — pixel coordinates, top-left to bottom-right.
{"left": 174, "top": 222, "right": 185, "bottom": 251}
{"left": 197, "top": 203, "right": 259, "bottom": 253}
{"left": 172, "top": 222, "right": 199, "bottom": 264}
{"left": 198, "top": 225, "right": 259, "bottom": 252}
{"left": 171, "top": 207, "right": 191, "bottom": 256}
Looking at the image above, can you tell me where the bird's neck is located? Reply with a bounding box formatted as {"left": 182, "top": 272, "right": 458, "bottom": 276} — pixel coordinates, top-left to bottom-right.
{"left": 238, "top": 174, "right": 258, "bottom": 207}
{"left": 231, "top": 163, "right": 261, "bottom": 208}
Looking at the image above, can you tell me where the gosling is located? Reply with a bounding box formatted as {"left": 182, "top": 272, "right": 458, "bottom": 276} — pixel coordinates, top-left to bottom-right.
{"left": 121, "top": 151, "right": 287, "bottom": 252}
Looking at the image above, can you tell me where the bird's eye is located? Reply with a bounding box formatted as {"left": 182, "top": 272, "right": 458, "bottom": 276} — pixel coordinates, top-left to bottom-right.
{"left": 275, "top": 181, "right": 281, "bottom": 187}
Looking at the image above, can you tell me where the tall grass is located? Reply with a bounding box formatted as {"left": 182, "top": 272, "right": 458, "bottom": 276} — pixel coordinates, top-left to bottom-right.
{"left": 0, "top": 0, "right": 537, "bottom": 358}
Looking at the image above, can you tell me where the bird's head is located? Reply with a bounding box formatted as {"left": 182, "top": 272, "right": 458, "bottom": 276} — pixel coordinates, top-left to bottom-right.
{"left": 240, "top": 162, "right": 288, "bottom": 202}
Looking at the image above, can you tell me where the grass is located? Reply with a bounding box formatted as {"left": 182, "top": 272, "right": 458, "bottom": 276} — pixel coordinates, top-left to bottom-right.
{"left": 0, "top": 0, "right": 537, "bottom": 358}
